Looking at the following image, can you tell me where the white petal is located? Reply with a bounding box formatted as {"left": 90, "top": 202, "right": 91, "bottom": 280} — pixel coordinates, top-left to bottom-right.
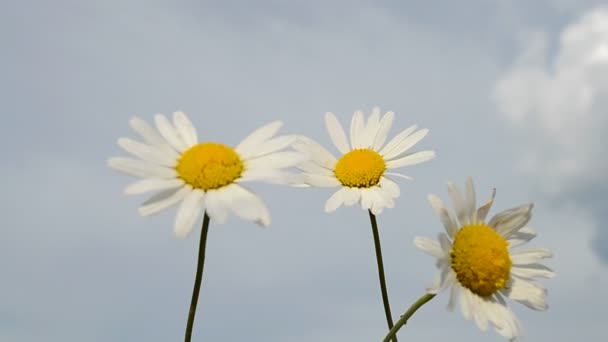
{"left": 448, "top": 181, "right": 470, "bottom": 226}
{"left": 223, "top": 184, "right": 271, "bottom": 227}
{"left": 117, "top": 137, "right": 178, "bottom": 166}
{"left": 239, "top": 168, "right": 297, "bottom": 185}
{"left": 369, "top": 187, "right": 392, "bottom": 215}
{"left": 246, "top": 151, "right": 308, "bottom": 170}
{"left": 129, "top": 117, "right": 171, "bottom": 148}
{"left": 235, "top": 121, "right": 283, "bottom": 155}
{"left": 428, "top": 194, "right": 458, "bottom": 238}
{"left": 205, "top": 190, "right": 229, "bottom": 224}
{"left": 379, "top": 177, "right": 400, "bottom": 198}
{"left": 125, "top": 178, "right": 184, "bottom": 195}
{"left": 382, "top": 128, "right": 429, "bottom": 160}
{"left": 447, "top": 284, "right": 459, "bottom": 311}
{"left": 379, "top": 124, "right": 418, "bottom": 156}
{"left": 174, "top": 190, "right": 205, "bottom": 238}
{"left": 239, "top": 135, "right": 296, "bottom": 160}
{"left": 324, "top": 112, "right": 350, "bottom": 154}
{"left": 293, "top": 135, "right": 338, "bottom": 169}
{"left": 363, "top": 107, "right": 381, "bottom": 148}
{"left": 360, "top": 188, "right": 374, "bottom": 211}
{"left": 138, "top": 186, "right": 191, "bottom": 216}
{"left": 504, "top": 277, "right": 549, "bottom": 311}
{"left": 459, "top": 287, "right": 474, "bottom": 320}
{"left": 384, "top": 172, "right": 413, "bottom": 180}
{"left": 414, "top": 237, "right": 444, "bottom": 258}
{"left": 438, "top": 232, "right": 452, "bottom": 253}
{"left": 489, "top": 204, "right": 533, "bottom": 237}
{"left": 386, "top": 150, "right": 436, "bottom": 169}
{"left": 510, "top": 264, "right": 555, "bottom": 279}
{"left": 303, "top": 173, "right": 341, "bottom": 187}
{"left": 507, "top": 226, "right": 537, "bottom": 247}
{"left": 154, "top": 113, "right": 189, "bottom": 152}
{"left": 350, "top": 110, "right": 365, "bottom": 149}
{"left": 428, "top": 265, "right": 454, "bottom": 294}
{"left": 172, "top": 111, "right": 198, "bottom": 147}
{"left": 476, "top": 188, "right": 496, "bottom": 223}
{"left": 297, "top": 161, "right": 334, "bottom": 176}
{"left": 511, "top": 248, "right": 553, "bottom": 265}
{"left": 464, "top": 177, "right": 477, "bottom": 223}
{"left": 372, "top": 111, "right": 395, "bottom": 151}
{"left": 343, "top": 187, "right": 361, "bottom": 206}
{"left": 325, "top": 188, "right": 349, "bottom": 213}
{"left": 108, "top": 157, "right": 177, "bottom": 179}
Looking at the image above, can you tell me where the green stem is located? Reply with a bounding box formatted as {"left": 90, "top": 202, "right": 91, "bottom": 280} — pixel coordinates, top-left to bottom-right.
{"left": 382, "top": 293, "right": 436, "bottom": 342}
{"left": 368, "top": 210, "right": 398, "bottom": 342}
{"left": 184, "top": 213, "right": 211, "bottom": 342}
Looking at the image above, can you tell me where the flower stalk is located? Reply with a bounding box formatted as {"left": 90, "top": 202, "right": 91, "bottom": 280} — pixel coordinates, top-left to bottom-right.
{"left": 184, "top": 212, "right": 211, "bottom": 342}
{"left": 368, "top": 210, "right": 398, "bottom": 342}
{"left": 382, "top": 293, "right": 436, "bottom": 342}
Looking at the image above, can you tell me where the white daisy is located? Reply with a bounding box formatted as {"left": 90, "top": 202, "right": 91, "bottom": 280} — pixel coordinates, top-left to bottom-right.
{"left": 294, "top": 107, "right": 435, "bottom": 215}
{"left": 108, "top": 111, "right": 305, "bottom": 238}
{"left": 414, "top": 177, "right": 554, "bottom": 340}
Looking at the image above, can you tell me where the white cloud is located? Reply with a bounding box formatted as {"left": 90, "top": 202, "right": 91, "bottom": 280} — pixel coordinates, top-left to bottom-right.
{"left": 493, "top": 7, "right": 608, "bottom": 262}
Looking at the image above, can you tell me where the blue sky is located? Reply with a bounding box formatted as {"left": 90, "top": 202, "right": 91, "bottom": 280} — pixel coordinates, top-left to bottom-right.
{"left": 1, "top": 0, "right": 607, "bottom": 341}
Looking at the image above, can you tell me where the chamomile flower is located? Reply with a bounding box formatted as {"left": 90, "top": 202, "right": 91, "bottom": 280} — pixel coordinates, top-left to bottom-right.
{"left": 294, "top": 107, "right": 435, "bottom": 215}
{"left": 108, "top": 111, "right": 305, "bottom": 238}
{"left": 414, "top": 177, "right": 554, "bottom": 340}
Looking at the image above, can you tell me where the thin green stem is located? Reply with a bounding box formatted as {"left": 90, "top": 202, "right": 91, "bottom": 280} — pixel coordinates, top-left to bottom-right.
{"left": 382, "top": 293, "right": 436, "bottom": 342}
{"left": 184, "top": 213, "right": 211, "bottom": 342}
{"left": 368, "top": 210, "right": 398, "bottom": 342}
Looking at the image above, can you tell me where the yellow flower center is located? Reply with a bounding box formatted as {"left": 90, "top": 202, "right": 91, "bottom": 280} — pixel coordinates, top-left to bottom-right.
{"left": 334, "top": 149, "right": 386, "bottom": 188}
{"left": 450, "top": 223, "right": 511, "bottom": 297}
{"left": 176, "top": 142, "right": 244, "bottom": 191}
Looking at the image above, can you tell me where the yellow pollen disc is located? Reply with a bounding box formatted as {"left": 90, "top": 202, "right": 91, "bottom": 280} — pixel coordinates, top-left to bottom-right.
{"left": 176, "top": 142, "right": 244, "bottom": 191}
{"left": 450, "top": 223, "right": 511, "bottom": 297}
{"left": 334, "top": 149, "right": 386, "bottom": 188}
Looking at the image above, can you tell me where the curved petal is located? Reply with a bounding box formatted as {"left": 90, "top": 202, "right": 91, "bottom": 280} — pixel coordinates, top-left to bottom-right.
{"left": 224, "top": 184, "right": 271, "bottom": 227}
{"left": 325, "top": 188, "right": 349, "bottom": 213}
{"left": 293, "top": 135, "right": 338, "bottom": 169}
{"left": 428, "top": 194, "right": 458, "bottom": 238}
{"left": 172, "top": 111, "right": 198, "bottom": 147}
{"left": 246, "top": 151, "right": 308, "bottom": 170}
{"left": 507, "top": 226, "right": 537, "bottom": 247}
{"left": 382, "top": 128, "right": 429, "bottom": 160}
{"left": 138, "top": 186, "right": 191, "bottom": 216}
{"left": 372, "top": 111, "right": 395, "bottom": 150}
{"left": 125, "top": 178, "right": 184, "bottom": 195}
{"left": 464, "top": 177, "right": 477, "bottom": 223}
{"left": 379, "top": 177, "right": 400, "bottom": 198}
{"left": 448, "top": 181, "right": 470, "bottom": 226}
{"left": 379, "top": 124, "right": 418, "bottom": 157}
{"left": 174, "top": 190, "right": 205, "bottom": 238}
{"left": 503, "top": 277, "right": 549, "bottom": 311}
{"left": 154, "top": 113, "right": 189, "bottom": 152}
{"left": 324, "top": 112, "right": 350, "bottom": 154}
{"left": 510, "top": 263, "right": 555, "bottom": 279}
{"left": 490, "top": 203, "right": 533, "bottom": 237}
{"left": 129, "top": 116, "right": 170, "bottom": 148}
{"left": 476, "top": 188, "right": 496, "bottom": 223}
{"left": 117, "top": 137, "right": 178, "bottom": 166}
{"left": 205, "top": 190, "right": 229, "bottom": 224}
{"left": 108, "top": 157, "right": 177, "bottom": 179}
{"left": 350, "top": 110, "right": 365, "bottom": 149}
{"left": 363, "top": 107, "right": 381, "bottom": 148}
{"left": 386, "top": 150, "right": 436, "bottom": 169}
{"left": 239, "top": 135, "right": 296, "bottom": 160}
{"left": 235, "top": 121, "right": 283, "bottom": 155}
{"left": 414, "top": 237, "right": 444, "bottom": 258}
{"left": 511, "top": 248, "right": 553, "bottom": 265}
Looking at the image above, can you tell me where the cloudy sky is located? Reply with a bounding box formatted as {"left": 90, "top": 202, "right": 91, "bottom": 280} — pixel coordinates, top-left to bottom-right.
{"left": 2, "top": 0, "right": 607, "bottom": 341}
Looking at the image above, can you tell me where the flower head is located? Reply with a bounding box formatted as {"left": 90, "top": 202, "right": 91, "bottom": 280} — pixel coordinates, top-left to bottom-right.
{"left": 108, "top": 111, "right": 305, "bottom": 238}
{"left": 294, "top": 107, "right": 435, "bottom": 215}
{"left": 414, "top": 177, "right": 554, "bottom": 340}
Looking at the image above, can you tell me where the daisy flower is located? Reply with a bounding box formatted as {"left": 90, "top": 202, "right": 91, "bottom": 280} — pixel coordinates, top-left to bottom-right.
{"left": 294, "top": 107, "right": 435, "bottom": 215}
{"left": 414, "top": 177, "right": 554, "bottom": 340}
{"left": 108, "top": 111, "right": 305, "bottom": 238}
